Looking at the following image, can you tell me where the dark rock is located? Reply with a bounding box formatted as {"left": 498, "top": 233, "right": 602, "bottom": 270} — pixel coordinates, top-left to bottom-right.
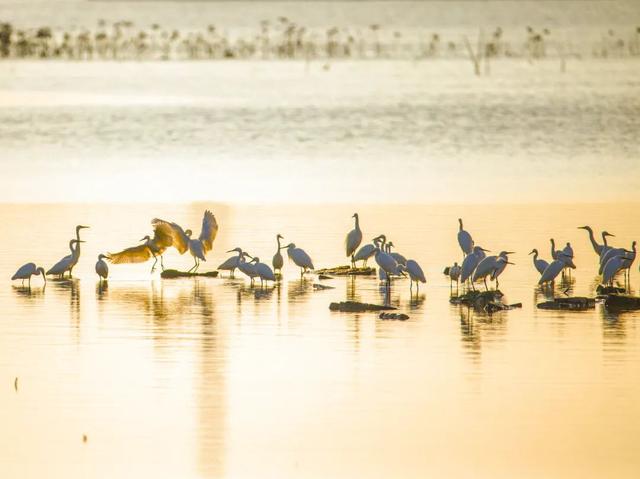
{"left": 313, "top": 284, "right": 335, "bottom": 290}
{"left": 316, "top": 266, "right": 375, "bottom": 276}
{"left": 379, "top": 312, "right": 409, "bottom": 321}
{"left": 160, "top": 269, "right": 219, "bottom": 279}
{"left": 604, "top": 294, "right": 640, "bottom": 311}
{"left": 597, "top": 285, "right": 626, "bottom": 295}
{"left": 329, "top": 301, "right": 396, "bottom": 312}
{"left": 537, "top": 297, "right": 595, "bottom": 310}
{"left": 318, "top": 274, "right": 333, "bottom": 280}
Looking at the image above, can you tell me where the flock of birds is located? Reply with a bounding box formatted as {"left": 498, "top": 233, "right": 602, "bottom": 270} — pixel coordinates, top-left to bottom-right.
{"left": 445, "top": 220, "right": 637, "bottom": 291}
{"left": 10, "top": 213, "right": 636, "bottom": 295}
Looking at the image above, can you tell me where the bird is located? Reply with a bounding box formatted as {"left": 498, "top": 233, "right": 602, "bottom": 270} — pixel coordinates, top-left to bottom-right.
{"left": 237, "top": 253, "right": 258, "bottom": 284}
{"left": 578, "top": 226, "right": 614, "bottom": 257}
{"left": 353, "top": 235, "right": 383, "bottom": 267}
{"left": 12, "top": 263, "right": 46, "bottom": 287}
{"left": 601, "top": 241, "right": 636, "bottom": 282}
{"left": 550, "top": 238, "right": 576, "bottom": 269}
{"left": 152, "top": 210, "right": 218, "bottom": 273}
{"left": 472, "top": 251, "right": 514, "bottom": 290}
{"left": 598, "top": 241, "right": 632, "bottom": 274}
{"left": 529, "top": 249, "right": 549, "bottom": 276}
{"left": 345, "top": 213, "right": 363, "bottom": 268}
{"left": 445, "top": 262, "right": 462, "bottom": 290}
{"left": 272, "top": 234, "right": 284, "bottom": 275}
{"left": 490, "top": 252, "right": 515, "bottom": 289}
{"left": 254, "top": 257, "right": 276, "bottom": 286}
{"left": 386, "top": 241, "right": 407, "bottom": 266}
{"left": 47, "top": 239, "right": 84, "bottom": 278}
{"left": 457, "top": 218, "right": 474, "bottom": 257}
{"left": 538, "top": 259, "right": 566, "bottom": 285}
{"left": 460, "top": 246, "right": 489, "bottom": 285}
{"left": 284, "top": 243, "right": 314, "bottom": 277}
{"left": 373, "top": 237, "right": 401, "bottom": 287}
{"left": 95, "top": 254, "right": 109, "bottom": 282}
{"left": 68, "top": 225, "right": 89, "bottom": 276}
{"left": 405, "top": 259, "right": 426, "bottom": 291}
{"left": 218, "top": 247, "right": 244, "bottom": 278}
{"left": 107, "top": 221, "right": 175, "bottom": 272}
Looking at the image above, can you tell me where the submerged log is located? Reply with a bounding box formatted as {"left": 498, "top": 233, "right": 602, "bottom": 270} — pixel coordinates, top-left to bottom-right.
{"left": 537, "top": 297, "right": 595, "bottom": 310}
{"left": 604, "top": 294, "right": 640, "bottom": 311}
{"left": 379, "top": 312, "right": 409, "bottom": 321}
{"left": 160, "top": 269, "right": 219, "bottom": 279}
{"left": 316, "top": 265, "right": 375, "bottom": 276}
{"left": 329, "top": 301, "right": 396, "bottom": 312}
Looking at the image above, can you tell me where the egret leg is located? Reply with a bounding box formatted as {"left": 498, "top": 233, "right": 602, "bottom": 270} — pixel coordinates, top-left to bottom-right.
{"left": 21, "top": 279, "right": 24, "bottom": 286}
{"left": 160, "top": 255, "right": 165, "bottom": 271}
{"left": 496, "top": 277, "right": 500, "bottom": 290}
{"left": 151, "top": 255, "right": 158, "bottom": 273}
{"left": 194, "top": 258, "right": 200, "bottom": 273}
{"left": 483, "top": 278, "right": 488, "bottom": 291}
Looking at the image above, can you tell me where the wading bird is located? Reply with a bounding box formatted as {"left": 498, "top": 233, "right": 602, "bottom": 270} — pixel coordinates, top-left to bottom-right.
{"left": 152, "top": 210, "right": 218, "bottom": 273}
{"left": 460, "top": 246, "right": 489, "bottom": 286}
{"left": 550, "top": 238, "right": 576, "bottom": 271}
{"left": 254, "top": 257, "right": 276, "bottom": 286}
{"left": 345, "top": 213, "right": 362, "bottom": 268}
{"left": 387, "top": 241, "right": 407, "bottom": 266}
{"left": 601, "top": 241, "right": 636, "bottom": 285}
{"left": 218, "top": 247, "right": 244, "bottom": 278}
{"left": 272, "top": 234, "right": 284, "bottom": 275}
{"left": 284, "top": 243, "right": 314, "bottom": 277}
{"left": 373, "top": 236, "right": 401, "bottom": 287}
{"left": 472, "top": 251, "right": 514, "bottom": 290}
{"left": 95, "top": 254, "right": 109, "bottom": 282}
{"left": 405, "top": 259, "right": 426, "bottom": 291}
{"left": 529, "top": 249, "right": 549, "bottom": 276}
{"left": 353, "top": 235, "right": 383, "bottom": 267}
{"left": 107, "top": 221, "right": 176, "bottom": 272}
{"left": 457, "top": 218, "right": 474, "bottom": 257}
{"left": 445, "top": 262, "right": 462, "bottom": 291}
{"left": 47, "top": 239, "right": 85, "bottom": 278}
{"left": 238, "top": 253, "right": 258, "bottom": 284}
{"left": 599, "top": 240, "right": 633, "bottom": 274}
{"left": 12, "top": 263, "right": 46, "bottom": 287}
{"left": 538, "top": 259, "right": 566, "bottom": 286}
{"left": 578, "top": 226, "right": 614, "bottom": 257}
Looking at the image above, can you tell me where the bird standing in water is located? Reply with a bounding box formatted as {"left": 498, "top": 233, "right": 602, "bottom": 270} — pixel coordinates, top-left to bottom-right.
{"left": 95, "top": 254, "right": 109, "bottom": 282}
{"left": 457, "top": 218, "right": 474, "bottom": 257}
{"left": 47, "top": 239, "right": 85, "bottom": 279}
{"left": 345, "top": 213, "right": 363, "bottom": 269}
{"left": 285, "top": 243, "right": 314, "bottom": 277}
{"left": 272, "top": 234, "right": 284, "bottom": 276}
{"left": 12, "top": 263, "right": 46, "bottom": 287}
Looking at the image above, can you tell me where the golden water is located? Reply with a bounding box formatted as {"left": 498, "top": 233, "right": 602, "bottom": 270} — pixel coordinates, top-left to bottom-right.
{"left": 1, "top": 202, "right": 639, "bottom": 478}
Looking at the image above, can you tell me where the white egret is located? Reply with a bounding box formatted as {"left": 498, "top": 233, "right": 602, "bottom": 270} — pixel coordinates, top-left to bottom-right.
{"left": 47, "top": 239, "right": 85, "bottom": 278}
{"left": 69, "top": 225, "right": 89, "bottom": 276}
{"left": 538, "top": 259, "right": 565, "bottom": 285}
{"left": 550, "top": 238, "right": 576, "bottom": 269}
{"left": 405, "top": 259, "right": 426, "bottom": 291}
{"left": 373, "top": 237, "right": 400, "bottom": 287}
{"left": 12, "top": 263, "right": 46, "bottom": 287}
{"left": 460, "top": 246, "right": 489, "bottom": 285}
{"left": 601, "top": 241, "right": 636, "bottom": 281}
{"left": 95, "top": 254, "right": 109, "bottom": 282}
{"left": 457, "top": 218, "right": 474, "bottom": 257}
{"left": 491, "top": 253, "right": 515, "bottom": 289}
{"left": 107, "top": 222, "right": 175, "bottom": 272}
{"left": 238, "top": 253, "right": 258, "bottom": 284}
{"left": 345, "top": 213, "right": 363, "bottom": 268}
{"left": 153, "top": 210, "right": 218, "bottom": 273}
{"left": 387, "top": 242, "right": 407, "bottom": 266}
{"left": 254, "top": 257, "right": 276, "bottom": 286}
{"left": 353, "top": 234, "right": 383, "bottom": 267}
{"left": 284, "top": 243, "right": 314, "bottom": 277}
{"left": 472, "top": 251, "right": 514, "bottom": 290}
{"left": 272, "top": 234, "right": 284, "bottom": 275}
{"left": 218, "top": 247, "right": 244, "bottom": 278}
{"left": 529, "top": 249, "right": 549, "bottom": 276}
{"left": 599, "top": 240, "right": 633, "bottom": 274}
{"left": 578, "top": 226, "right": 614, "bottom": 257}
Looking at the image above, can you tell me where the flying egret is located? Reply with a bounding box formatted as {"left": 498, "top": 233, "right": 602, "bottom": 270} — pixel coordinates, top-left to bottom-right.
{"left": 47, "top": 239, "right": 85, "bottom": 278}
{"left": 457, "top": 218, "right": 474, "bottom": 257}
{"left": 472, "top": 251, "right": 514, "bottom": 290}
{"left": 387, "top": 242, "right": 407, "bottom": 266}
{"left": 460, "top": 246, "right": 489, "bottom": 286}
{"left": 345, "top": 213, "right": 363, "bottom": 268}
{"left": 95, "top": 254, "right": 109, "bottom": 282}
{"left": 218, "top": 247, "right": 244, "bottom": 278}
{"left": 529, "top": 249, "right": 549, "bottom": 276}
{"left": 254, "top": 257, "right": 276, "bottom": 286}
{"left": 353, "top": 235, "right": 383, "bottom": 267}
{"left": 405, "top": 259, "right": 426, "bottom": 291}
{"left": 538, "top": 259, "right": 566, "bottom": 285}
{"left": 272, "top": 234, "right": 284, "bottom": 275}
{"left": 284, "top": 243, "right": 314, "bottom": 277}
{"left": 12, "top": 263, "right": 46, "bottom": 287}
{"left": 578, "top": 226, "right": 614, "bottom": 257}
{"left": 153, "top": 210, "right": 218, "bottom": 273}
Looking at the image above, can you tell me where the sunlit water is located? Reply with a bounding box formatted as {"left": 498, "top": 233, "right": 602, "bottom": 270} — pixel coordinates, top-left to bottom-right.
{"left": 1, "top": 202, "right": 640, "bottom": 478}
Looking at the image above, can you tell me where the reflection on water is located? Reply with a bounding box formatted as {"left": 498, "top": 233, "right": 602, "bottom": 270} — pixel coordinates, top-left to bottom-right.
{"left": 1, "top": 202, "right": 640, "bottom": 478}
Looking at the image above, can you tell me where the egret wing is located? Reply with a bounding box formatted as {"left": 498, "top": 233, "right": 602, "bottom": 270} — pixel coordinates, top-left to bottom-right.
{"left": 152, "top": 218, "right": 189, "bottom": 254}
{"left": 107, "top": 244, "right": 152, "bottom": 264}
{"left": 198, "top": 210, "right": 218, "bottom": 253}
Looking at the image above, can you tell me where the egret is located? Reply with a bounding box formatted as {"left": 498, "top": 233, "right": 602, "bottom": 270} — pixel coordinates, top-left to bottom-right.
{"left": 405, "top": 259, "right": 426, "bottom": 291}
{"left": 12, "top": 263, "right": 46, "bottom": 287}
{"left": 538, "top": 259, "right": 566, "bottom": 285}
{"left": 387, "top": 241, "right": 407, "bottom": 266}
{"left": 578, "top": 226, "right": 614, "bottom": 257}
{"left": 284, "top": 243, "right": 314, "bottom": 277}
{"left": 457, "top": 218, "right": 474, "bottom": 257}
{"left": 599, "top": 240, "right": 633, "bottom": 274}
{"left": 95, "top": 254, "right": 109, "bottom": 282}
{"left": 238, "top": 253, "right": 258, "bottom": 284}
{"left": 345, "top": 213, "right": 363, "bottom": 268}
{"left": 153, "top": 210, "right": 218, "bottom": 273}
{"left": 47, "top": 239, "right": 85, "bottom": 278}
{"left": 460, "top": 246, "right": 489, "bottom": 286}
{"left": 69, "top": 225, "right": 89, "bottom": 276}
{"left": 550, "top": 238, "right": 576, "bottom": 269}
{"left": 272, "top": 234, "right": 284, "bottom": 275}
{"left": 373, "top": 237, "right": 400, "bottom": 288}
{"left": 107, "top": 222, "right": 175, "bottom": 272}
{"left": 491, "top": 253, "right": 515, "bottom": 289}
{"left": 472, "top": 251, "right": 514, "bottom": 290}
{"left": 529, "top": 249, "right": 549, "bottom": 276}
{"left": 601, "top": 241, "right": 636, "bottom": 282}
{"left": 446, "top": 262, "right": 462, "bottom": 291}
{"left": 353, "top": 235, "right": 383, "bottom": 267}
{"left": 254, "top": 257, "right": 276, "bottom": 286}
{"left": 218, "top": 247, "right": 244, "bottom": 278}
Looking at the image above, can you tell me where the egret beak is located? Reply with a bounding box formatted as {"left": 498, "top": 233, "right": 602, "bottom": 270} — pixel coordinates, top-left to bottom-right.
{"left": 481, "top": 248, "right": 490, "bottom": 252}
{"left": 528, "top": 250, "right": 535, "bottom": 255}
{"left": 77, "top": 240, "right": 86, "bottom": 243}
{"left": 140, "top": 237, "right": 147, "bottom": 242}
{"left": 507, "top": 261, "right": 515, "bottom": 265}
{"left": 79, "top": 225, "right": 90, "bottom": 229}
{"left": 505, "top": 251, "right": 515, "bottom": 255}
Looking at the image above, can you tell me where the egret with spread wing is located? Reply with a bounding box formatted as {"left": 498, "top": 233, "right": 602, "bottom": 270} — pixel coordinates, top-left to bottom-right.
{"left": 107, "top": 221, "right": 175, "bottom": 272}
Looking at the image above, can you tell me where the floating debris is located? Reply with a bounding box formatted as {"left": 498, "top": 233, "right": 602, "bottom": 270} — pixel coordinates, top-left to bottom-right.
{"left": 597, "top": 285, "right": 626, "bottom": 295}
{"left": 329, "top": 301, "right": 396, "bottom": 312}
{"left": 313, "top": 284, "right": 335, "bottom": 291}
{"left": 316, "top": 266, "right": 375, "bottom": 276}
{"left": 450, "top": 290, "right": 517, "bottom": 313}
{"left": 379, "top": 312, "right": 409, "bottom": 321}
{"left": 537, "top": 297, "right": 595, "bottom": 310}
{"left": 160, "top": 269, "right": 219, "bottom": 279}
{"left": 604, "top": 294, "right": 640, "bottom": 311}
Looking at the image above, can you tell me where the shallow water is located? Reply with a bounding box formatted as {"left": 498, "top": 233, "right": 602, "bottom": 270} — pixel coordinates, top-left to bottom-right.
{"left": 1, "top": 202, "right": 640, "bottom": 478}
